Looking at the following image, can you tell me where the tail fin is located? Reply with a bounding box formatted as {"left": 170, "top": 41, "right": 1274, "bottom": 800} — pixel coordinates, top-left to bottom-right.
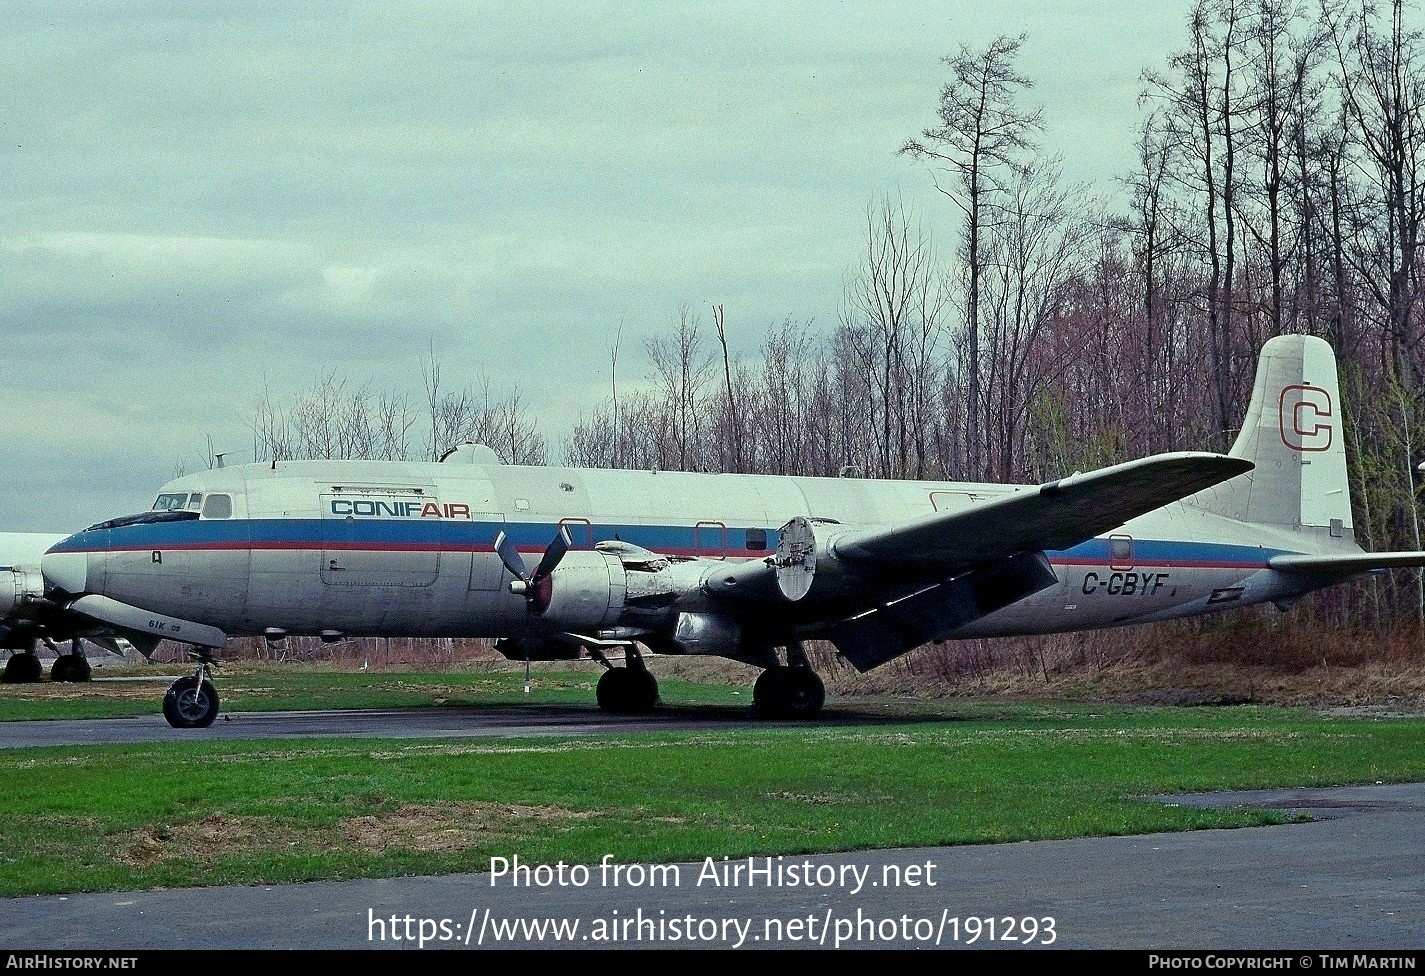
{"left": 1193, "top": 334, "right": 1352, "bottom": 538}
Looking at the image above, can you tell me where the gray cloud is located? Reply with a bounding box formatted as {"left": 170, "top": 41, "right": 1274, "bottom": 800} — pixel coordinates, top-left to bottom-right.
{"left": 0, "top": 1, "right": 1185, "bottom": 532}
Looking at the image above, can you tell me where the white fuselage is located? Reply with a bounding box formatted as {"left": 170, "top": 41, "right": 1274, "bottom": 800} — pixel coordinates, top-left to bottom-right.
{"left": 42, "top": 457, "right": 1323, "bottom": 651}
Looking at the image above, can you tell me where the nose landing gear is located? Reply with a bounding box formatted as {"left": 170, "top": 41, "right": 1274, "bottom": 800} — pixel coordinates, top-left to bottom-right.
{"left": 162, "top": 655, "right": 221, "bottom": 728}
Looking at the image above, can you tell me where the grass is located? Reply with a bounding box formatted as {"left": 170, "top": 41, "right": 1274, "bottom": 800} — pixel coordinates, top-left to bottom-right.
{"left": 2, "top": 662, "right": 1424, "bottom": 897}
{"left": 0, "top": 659, "right": 762, "bottom": 720}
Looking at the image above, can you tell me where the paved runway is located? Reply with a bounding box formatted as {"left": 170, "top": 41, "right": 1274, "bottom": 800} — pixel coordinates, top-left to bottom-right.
{"left": 3, "top": 709, "right": 1423, "bottom": 950}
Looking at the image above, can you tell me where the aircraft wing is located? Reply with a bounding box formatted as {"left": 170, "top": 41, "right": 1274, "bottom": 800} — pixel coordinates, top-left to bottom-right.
{"left": 701, "top": 452, "right": 1253, "bottom": 672}
{"left": 831, "top": 452, "right": 1254, "bottom": 572}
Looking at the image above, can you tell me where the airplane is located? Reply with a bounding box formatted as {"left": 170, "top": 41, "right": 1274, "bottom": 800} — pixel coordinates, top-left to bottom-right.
{"left": 0, "top": 531, "right": 122, "bottom": 682}
{"left": 31, "top": 334, "right": 1425, "bottom": 727}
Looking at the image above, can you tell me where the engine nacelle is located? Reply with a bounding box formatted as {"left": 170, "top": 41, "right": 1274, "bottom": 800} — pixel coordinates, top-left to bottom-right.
{"left": 516, "top": 541, "right": 713, "bottom": 636}
{"left": 0, "top": 566, "right": 44, "bottom": 614}
{"left": 532, "top": 550, "right": 628, "bottom": 630}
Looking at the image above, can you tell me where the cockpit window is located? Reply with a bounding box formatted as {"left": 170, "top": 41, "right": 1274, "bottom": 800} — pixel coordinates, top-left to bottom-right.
{"left": 153, "top": 493, "right": 189, "bottom": 511}
{"left": 187, "top": 493, "right": 204, "bottom": 510}
{"left": 201, "top": 494, "right": 232, "bottom": 519}
{"left": 86, "top": 510, "right": 199, "bottom": 531}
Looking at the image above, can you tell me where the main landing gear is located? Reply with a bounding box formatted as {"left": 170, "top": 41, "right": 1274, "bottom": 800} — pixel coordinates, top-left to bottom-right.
{"left": 163, "top": 657, "right": 220, "bottom": 729}
{"left": 752, "top": 641, "right": 826, "bottom": 720}
{"left": 2, "top": 637, "right": 92, "bottom": 683}
{"left": 50, "top": 639, "right": 92, "bottom": 683}
{"left": 1, "top": 626, "right": 43, "bottom": 684}
{"left": 2, "top": 649, "right": 42, "bottom": 684}
{"left": 592, "top": 646, "right": 660, "bottom": 714}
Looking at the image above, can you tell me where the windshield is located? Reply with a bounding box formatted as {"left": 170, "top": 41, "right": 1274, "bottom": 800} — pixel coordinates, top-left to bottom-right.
{"left": 153, "top": 493, "right": 190, "bottom": 511}
{"left": 85, "top": 510, "right": 200, "bottom": 532}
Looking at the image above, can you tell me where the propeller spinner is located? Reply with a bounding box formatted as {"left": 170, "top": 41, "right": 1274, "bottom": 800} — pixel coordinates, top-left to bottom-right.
{"left": 495, "top": 525, "right": 573, "bottom": 614}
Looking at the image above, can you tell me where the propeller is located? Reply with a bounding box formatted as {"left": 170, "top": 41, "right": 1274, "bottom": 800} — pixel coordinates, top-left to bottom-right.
{"left": 494, "top": 524, "right": 573, "bottom": 615}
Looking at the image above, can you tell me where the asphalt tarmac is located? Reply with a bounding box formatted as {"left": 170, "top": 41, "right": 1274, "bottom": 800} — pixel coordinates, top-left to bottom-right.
{"left": 3, "top": 708, "right": 1423, "bottom": 951}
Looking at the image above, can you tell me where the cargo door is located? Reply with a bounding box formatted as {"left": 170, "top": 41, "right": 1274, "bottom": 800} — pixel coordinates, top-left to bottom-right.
{"left": 320, "top": 486, "right": 441, "bottom": 586}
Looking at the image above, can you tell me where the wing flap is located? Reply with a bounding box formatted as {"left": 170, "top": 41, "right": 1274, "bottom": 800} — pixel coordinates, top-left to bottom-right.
{"left": 829, "top": 552, "right": 1059, "bottom": 671}
{"left": 832, "top": 452, "right": 1254, "bottom": 571}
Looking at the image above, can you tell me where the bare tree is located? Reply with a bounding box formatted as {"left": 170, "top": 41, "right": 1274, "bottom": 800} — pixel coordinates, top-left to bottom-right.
{"left": 712, "top": 304, "right": 745, "bottom": 472}
{"left": 1323, "top": 0, "right": 1425, "bottom": 385}
{"left": 901, "top": 33, "right": 1044, "bottom": 477}
{"left": 840, "top": 196, "right": 951, "bottom": 478}
{"left": 978, "top": 163, "right": 1096, "bottom": 480}
{"left": 252, "top": 371, "right": 415, "bottom": 462}
{"left": 645, "top": 306, "right": 714, "bottom": 471}
{"left": 1144, "top": 0, "right": 1256, "bottom": 449}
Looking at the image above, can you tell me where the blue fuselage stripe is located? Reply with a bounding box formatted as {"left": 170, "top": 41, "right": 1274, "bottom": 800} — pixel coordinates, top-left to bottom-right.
{"left": 46, "top": 519, "right": 1289, "bottom": 568}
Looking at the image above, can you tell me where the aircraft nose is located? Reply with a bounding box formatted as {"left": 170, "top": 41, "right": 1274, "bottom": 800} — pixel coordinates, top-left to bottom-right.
{"left": 41, "top": 546, "right": 88, "bottom": 594}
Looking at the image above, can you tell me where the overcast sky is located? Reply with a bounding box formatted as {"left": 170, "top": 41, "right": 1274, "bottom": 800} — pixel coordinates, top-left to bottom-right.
{"left": 2, "top": 2, "right": 1209, "bottom": 533}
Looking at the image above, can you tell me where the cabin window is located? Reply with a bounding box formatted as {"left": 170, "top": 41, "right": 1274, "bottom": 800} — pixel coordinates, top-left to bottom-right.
{"left": 202, "top": 494, "right": 233, "bottom": 519}
{"left": 746, "top": 528, "right": 768, "bottom": 551}
{"left": 186, "top": 493, "right": 203, "bottom": 510}
{"left": 153, "top": 493, "right": 189, "bottom": 511}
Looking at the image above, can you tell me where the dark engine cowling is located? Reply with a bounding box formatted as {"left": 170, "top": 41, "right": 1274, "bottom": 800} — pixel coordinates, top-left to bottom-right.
{"left": 493, "top": 637, "right": 584, "bottom": 661}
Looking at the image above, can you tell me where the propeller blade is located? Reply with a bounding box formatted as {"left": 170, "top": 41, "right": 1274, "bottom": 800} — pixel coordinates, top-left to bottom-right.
{"left": 494, "top": 530, "right": 529, "bottom": 581}
{"left": 531, "top": 524, "right": 573, "bottom": 584}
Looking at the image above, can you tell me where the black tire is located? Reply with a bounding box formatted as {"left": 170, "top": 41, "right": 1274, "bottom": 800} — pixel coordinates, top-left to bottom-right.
{"left": 628, "top": 667, "right": 659, "bottom": 712}
{"left": 596, "top": 667, "right": 624, "bottom": 711}
{"left": 752, "top": 666, "right": 788, "bottom": 718}
{"left": 162, "top": 676, "right": 220, "bottom": 728}
{"left": 596, "top": 668, "right": 633, "bottom": 712}
{"left": 50, "top": 655, "right": 91, "bottom": 683}
{"left": 753, "top": 666, "right": 825, "bottom": 720}
{"left": 781, "top": 668, "right": 826, "bottom": 719}
{"left": 3, "top": 652, "right": 43, "bottom": 684}
{"left": 596, "top": 667, "right": 659, "bottom": 714}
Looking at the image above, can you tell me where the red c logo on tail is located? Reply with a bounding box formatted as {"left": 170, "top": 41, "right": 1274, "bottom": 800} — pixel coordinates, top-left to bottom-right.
{"left": 1279, "top": 385, "right": 1332, "bottom": 452}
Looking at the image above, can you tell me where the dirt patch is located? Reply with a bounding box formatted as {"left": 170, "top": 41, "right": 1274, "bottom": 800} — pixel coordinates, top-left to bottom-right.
{"left": 341, "top": 802, "right": 593, "bottom": 853}
{"left": 114, "top": 802, "right": 594, "bottom": 866}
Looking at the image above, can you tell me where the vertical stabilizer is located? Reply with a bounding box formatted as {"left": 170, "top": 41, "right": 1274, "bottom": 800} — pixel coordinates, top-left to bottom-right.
{"left": 1194, "top": 334, "right": 1352, "bottom": 533}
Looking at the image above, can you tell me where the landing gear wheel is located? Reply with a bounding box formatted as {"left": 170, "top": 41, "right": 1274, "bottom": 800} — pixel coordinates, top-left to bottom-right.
{"left": 3, "top": 652, "right": 42, "bottom": 684}
{"left": 753, "top": 666, "right": 788, "bottom": 718}
{"left": 630, "top": 668, "right": 658, "bottom": 711}
{"left": 163, "top": 676, "right": 220, "bottom": 728}
{"left": 596, "top": 667, "right": 659, "bottom": 714}
{"left": 781, "top": 667, "right": 825, "bottom": 719}
{"left": 753, "top": 666, "right": 825, "bottom": 719}
{"left": 50, "top": 655, "right": 91, "bottom": 683}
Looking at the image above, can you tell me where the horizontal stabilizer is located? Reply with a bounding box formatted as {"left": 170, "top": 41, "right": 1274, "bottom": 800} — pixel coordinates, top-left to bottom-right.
{"left": 833, "top": 452, "right": 1254, "bottom": 571}
{"left": 1269, "top": 552, "right": 1425, "bottom": 576}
